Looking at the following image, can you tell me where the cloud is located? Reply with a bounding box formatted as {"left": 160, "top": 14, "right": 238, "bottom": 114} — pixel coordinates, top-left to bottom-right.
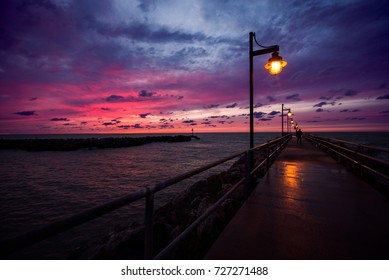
{"left": 286, "top": 94, "right": 300, "bottom": 101}
{"left": 344, "top": 90, "right": 358, "bottom": 97}
{"left": 204, "top": 104, "right": 219, "bottom": 109}
{"left": 138, "top": 90, "right": 156, "bottom": 97}
{"left": 132, "top": 124, "right": 143, "bottom": 129}
{"left": 182, "top": 120, "right": 196, "bottom": 123}
{"left": 29, "top": 97, "right": 38, "bottom": 101}
{"left": 266, "top": 96, "right": 276, "bottom": 102}
{"left": 101, "top": 107, "right": 110, "bottom": 110}
{"left": 314, "top": 100, "right": 336, "bottom": 108}
{"left": 106, "top": 95, "right": 125, "bottom": 102}
{"left": 14, "top": 111, "right": 36, "bottom": 116}
{"left": 313, "top": 102, "right": 328, "bottom": 108}
{"left": 316, "top": 108, "right": 324, "bottom": 113}
{"left": 50, "top": 118, "right": 70, "bottom": 121}
{"left": 226, "top": 103, "right": 238, "bottom": 108}
{"left": 268, "top": 111, "right": 280, "bottom": 116}
{"left": 345, "top": 117, "right": 366, "bottom": 121}
{"left": 139, "top": 113, "right": 151, "bottom": 118}
{"left": 340, "top": 109, "right": 361, "bottom": 113}
{"left": 254, "top": 103, "right": 263, "bottom": 108}
{"left": 253, "top": 112, "right": 266, "bottom": 119}
{"left": 376, "top": 94, "right": 389, "bottom": 100}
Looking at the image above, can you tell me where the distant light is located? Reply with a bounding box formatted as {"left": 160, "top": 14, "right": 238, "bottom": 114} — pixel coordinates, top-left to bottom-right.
{"left": 264, "top": 52, "right": 287, "bottom": 75}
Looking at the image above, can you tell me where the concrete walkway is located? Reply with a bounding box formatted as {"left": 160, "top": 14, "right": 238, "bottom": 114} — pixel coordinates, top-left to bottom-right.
{"left": 205, "top": 137, "right": 389, "bottom": 259}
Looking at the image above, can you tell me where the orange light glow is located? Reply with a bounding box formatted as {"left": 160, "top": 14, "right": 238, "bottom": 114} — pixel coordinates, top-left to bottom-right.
{"left": 264, "top": 52, "right": 287, "bottom": 75}
{"left": 284, "top": 162, "right": 299, "bottom": 188}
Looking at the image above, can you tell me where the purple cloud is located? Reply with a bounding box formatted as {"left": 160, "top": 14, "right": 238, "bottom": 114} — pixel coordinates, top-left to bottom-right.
{"left": 266, "top": 96, "right": 276, "bottom": 102}
{"left": 286, "top": 94, "right": 300, "bottom": 101}
{"left": 138, "top": 90, "right": 156, "bottom": 97}
{"left": 204, "top": 104, "right": 219, "bottom": 109}
{"left": 14, "top": 111, "right": 36, "bottom": 116}
{"left": 106, "top": 95, "right": 125, "bottom": 102}
{"left": 226, "top": 103, "right": 238, "bottom": 108}
{"left": 313, "top": 102, "right": 328, "bottom": 108}
{"left": 344, "top": 90, "right": 358, "bottom": 97}
{"left": 50, "top": 118, "right": 70, "bottom": 121}
{"left": 377, "top": 94, "right": 389, "bottom": 100}
{"left": 268, "top": 111, "right": 280, "bottom": 116}
{"left": 139, "top": 113, "right": 151, "bottom": 118}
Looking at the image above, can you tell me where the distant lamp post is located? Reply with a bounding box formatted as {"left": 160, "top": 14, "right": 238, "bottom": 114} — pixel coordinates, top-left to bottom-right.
{"left": 249, "top": 32, "right": 287, "bottom": 148}
{"left": 281, "top": 104, "right": 292, "bottom": 135}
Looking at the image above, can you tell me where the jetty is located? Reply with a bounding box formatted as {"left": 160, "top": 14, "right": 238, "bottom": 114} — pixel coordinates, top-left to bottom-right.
{"left": 0, "top": 135, "right": 193, "bottom": 151}
{"left": 205, "top": 136, "right": 389, "bottom": 259}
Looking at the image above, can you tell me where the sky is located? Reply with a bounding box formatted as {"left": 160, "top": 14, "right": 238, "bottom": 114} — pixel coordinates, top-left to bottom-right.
{"left": 0, "top": 0, "right": 388, "bottom": 134}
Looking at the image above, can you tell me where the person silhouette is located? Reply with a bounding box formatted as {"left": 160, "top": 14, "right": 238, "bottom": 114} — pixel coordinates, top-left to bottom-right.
{"left": 296, "top": 129, "right": 303, "bottom": 144}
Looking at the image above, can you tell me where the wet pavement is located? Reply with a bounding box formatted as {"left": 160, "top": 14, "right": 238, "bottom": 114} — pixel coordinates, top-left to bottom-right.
{"left": 205, "top": 137, "right": 389, "bottom": 259}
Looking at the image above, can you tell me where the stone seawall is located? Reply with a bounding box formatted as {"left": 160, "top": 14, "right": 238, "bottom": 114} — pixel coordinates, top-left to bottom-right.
{"left": 0, "top": 135, "right": 193, "bottom": 151}
{"left": 69, "top": 146, "right": 278, "bottom": 260}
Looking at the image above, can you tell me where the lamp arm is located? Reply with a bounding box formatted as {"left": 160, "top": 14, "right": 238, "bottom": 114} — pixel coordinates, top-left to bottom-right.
{"left": 253, "top": 32, "right": 279, "bottom": 49}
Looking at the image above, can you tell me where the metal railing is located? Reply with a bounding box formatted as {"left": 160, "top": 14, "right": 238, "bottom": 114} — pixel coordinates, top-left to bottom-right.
{"left": 0, "top": 134, "right": 291, "bottom": 259}
{"left": 305, "top": 134, "right": 389, "bottom": 195}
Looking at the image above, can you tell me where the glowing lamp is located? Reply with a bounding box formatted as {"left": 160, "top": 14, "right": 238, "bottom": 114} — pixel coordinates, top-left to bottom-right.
{"left": 264, "top": 52, "right": 287, "bottom": 75}
{"left": 287, "top": 110, "right": 292, "bottom": 117}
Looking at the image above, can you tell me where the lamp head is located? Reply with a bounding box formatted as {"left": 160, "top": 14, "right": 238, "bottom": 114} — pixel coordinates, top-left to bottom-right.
{"left": 264, "top": 51, "right": 287, "bottom": 75}
{"left": 287, "top": 110, "right": 292, "bottom": 117}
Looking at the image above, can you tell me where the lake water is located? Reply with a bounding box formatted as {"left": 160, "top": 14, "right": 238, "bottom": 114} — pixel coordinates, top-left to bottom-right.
{"left": 0, "top": 132, "right": 388, "bottom": 259}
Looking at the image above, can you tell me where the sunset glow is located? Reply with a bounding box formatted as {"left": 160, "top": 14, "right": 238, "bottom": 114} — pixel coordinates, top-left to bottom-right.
{"left": 0, "top": 0, "right": 388, "bottom": 134}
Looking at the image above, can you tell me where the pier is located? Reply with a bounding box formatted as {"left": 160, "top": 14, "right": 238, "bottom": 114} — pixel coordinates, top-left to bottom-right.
{"left": 205, "top": 137, "right": 389, "bottom": 259}
{"left": 1, "top": 134, "right": 388, "bottom": 260}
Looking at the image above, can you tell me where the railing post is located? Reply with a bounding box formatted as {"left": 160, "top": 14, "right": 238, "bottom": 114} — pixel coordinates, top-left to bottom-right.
{"left": 144, "top": 188, "right": 154, "bottom": 259}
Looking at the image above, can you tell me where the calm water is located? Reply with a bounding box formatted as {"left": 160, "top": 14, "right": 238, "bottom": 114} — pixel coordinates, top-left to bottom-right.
{"left": 0, "top": 132, "right": 388, "bottom": 258}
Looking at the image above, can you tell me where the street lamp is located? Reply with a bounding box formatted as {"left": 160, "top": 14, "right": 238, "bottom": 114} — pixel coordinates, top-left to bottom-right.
{"left": 281, "top": 104, "right": 292, "bottom": 135}
{"left": 249, "top": 32, "right": 287, "bottom": 148}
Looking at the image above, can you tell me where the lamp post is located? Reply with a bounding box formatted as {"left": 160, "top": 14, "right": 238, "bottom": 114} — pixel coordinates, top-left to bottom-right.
{"left": 249, "top": 32, "right": 287, "bottom": 149}
{"left": 281, "top": 104, "right": 292, "bottom": 136}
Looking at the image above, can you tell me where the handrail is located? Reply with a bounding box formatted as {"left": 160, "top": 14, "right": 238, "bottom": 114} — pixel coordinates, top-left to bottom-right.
{"left": 305, "top": 134, "right": 389, "bottom": 191}
{"left": 0, "top": 134, "right": 291, "bottom": 259}
{"left": 309, "top": 136, "right": 389, "bottom": 168}
{"left": 309, "top": 134, "right": 389, "bottom": 153}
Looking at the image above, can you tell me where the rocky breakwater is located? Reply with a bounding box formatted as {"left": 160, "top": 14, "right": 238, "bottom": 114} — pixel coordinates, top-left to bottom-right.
{"left": 69, "top": 147, "right": 276, "bottom": 260}
{"left": 0, "top": 135, "right": 192, "bottom": 151}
